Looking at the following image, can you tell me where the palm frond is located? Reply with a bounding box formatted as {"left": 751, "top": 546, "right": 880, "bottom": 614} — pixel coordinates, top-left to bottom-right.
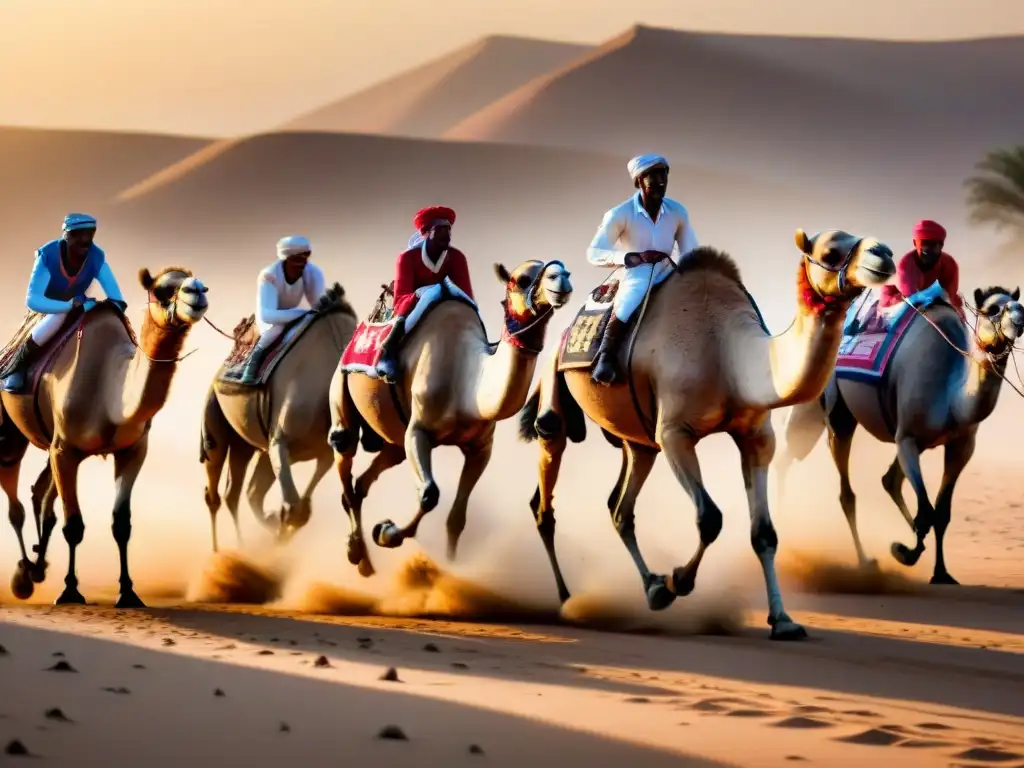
{"left": 964, "top": 145, "right": 1024, "bottom": 233}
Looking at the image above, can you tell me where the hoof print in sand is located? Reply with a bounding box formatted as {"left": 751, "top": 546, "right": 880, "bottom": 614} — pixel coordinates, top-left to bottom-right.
{"left": 377, "top": 725, "right": 408, "bottom": 741}
{"left": 102, "top": 686, "right": 131, "bottom": 695}
{"left": 835, "top": 728, "right": 904, "bottom": 746}
{"left": 45, "top": 661, "right": 77, "bottom": 673}
{"left": 451, "top": 662, "right": 469, "bottom": 670}
{"left": 773, "top": 716, "right": 834, "bottom": 729}
{"left": 726, "top": 709, "right": 774, "bottom": 718}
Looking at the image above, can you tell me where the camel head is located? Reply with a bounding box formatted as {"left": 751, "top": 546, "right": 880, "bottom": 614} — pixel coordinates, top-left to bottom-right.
{"left": 139, "top": 266, "right": 209, "bottom": 329}
{"left": 493, "top": 260, "right": 574, "bottom": 317}
{"left": 973, "top": 285, "right": 1024, "bottom": 354}
{"left": 793, "top": 229, "right": 895, "bottom": 312}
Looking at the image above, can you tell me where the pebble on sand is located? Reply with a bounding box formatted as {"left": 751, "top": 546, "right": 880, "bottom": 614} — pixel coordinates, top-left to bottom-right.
{"left": 0, "top": 644, "right": 8, "bottom": 656}
{"left": 279, "top": 722, "right": 291, "bottom": 733}
{"left": 44, "top": 708, "right": 71, "bottom": 722}
{"left": 469, "top": 744, "right": 485, "bottom": 755}
{"left": 379, "top": 667, "right": 401, "bottom": 682}
{"left": 423, "top": 643, "right": 440, "bottom": 653}
{"left": 45, "top": 660, "right": 77, "bottom": 673}
{"left": 4, "top": 739, "right": 29, "bottom": 756}
{"left": 377, "top": 725, "right": 408, "bottom": 741}
{"left": 214, "top": 689, "right": 226, "bottom": 697}
{"left": 313, "top": 655, "right": 331, "bottom": 668}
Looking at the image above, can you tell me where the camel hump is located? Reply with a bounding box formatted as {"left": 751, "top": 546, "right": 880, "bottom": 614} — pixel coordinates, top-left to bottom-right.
{"left": 674, "top": 246, "right": 744, "bottom": 286}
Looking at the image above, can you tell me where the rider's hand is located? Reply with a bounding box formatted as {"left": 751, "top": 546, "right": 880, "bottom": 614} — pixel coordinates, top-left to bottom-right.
{"left": 624, "top": 252, "right": 643, "bottom": 268}
{"left": 643, "top": 250, "right": 668, "bottom": 264}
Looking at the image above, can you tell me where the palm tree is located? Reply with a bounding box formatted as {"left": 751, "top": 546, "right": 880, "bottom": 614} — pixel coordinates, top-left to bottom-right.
{"left": 964, "top": 145, "right": 1024, "bottom": 241}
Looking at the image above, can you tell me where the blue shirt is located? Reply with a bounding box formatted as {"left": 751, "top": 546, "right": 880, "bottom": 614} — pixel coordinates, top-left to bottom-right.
{"left": 26, "top": 239, "right": 124, "bottom": 314}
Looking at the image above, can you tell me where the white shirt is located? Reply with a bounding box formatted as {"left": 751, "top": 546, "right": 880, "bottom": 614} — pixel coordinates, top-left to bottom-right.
{"left": 256, "top": 260, "right": 326, "bottom": 327}
{"left": 586, "top": 192, "right": 698, "bottom": 267}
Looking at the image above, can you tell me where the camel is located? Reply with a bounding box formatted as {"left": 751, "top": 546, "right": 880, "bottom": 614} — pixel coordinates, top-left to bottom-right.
{"left": 201, "top": 285, "right": 357, "bottom": 549}
{"left": 328, "top": 260, "right": 574, "bottom": 577}
{"left": 517, "top": 230, "right": 897, "bottom": 640}
{"left": 776, "top": 284, "right": 1024, "bottom": 584}
{"left": 0, "top": 267, "right": 209, "bottom": 607}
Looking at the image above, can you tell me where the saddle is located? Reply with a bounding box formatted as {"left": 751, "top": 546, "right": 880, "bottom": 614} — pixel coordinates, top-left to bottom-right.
{"left": 340, "top": 279, "right": 483, "bottom": 378}
{"left": 0, "top": 303, "right": 136, "bottom": 398}
{"left": 218, "top": 283, "right": 353, "bottom": 389}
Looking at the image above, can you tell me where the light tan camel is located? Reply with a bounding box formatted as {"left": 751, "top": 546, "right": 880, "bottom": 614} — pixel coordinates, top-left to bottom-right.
{"left": 328, "top": 260, "right": 574, "bottom": 577}
{"left": 202, "top": 285, "right": 357, "bottom": 548}
{"left": 0, "top": 267, "right": 209, "bottom": 607}
{"left": 776, "top": 284, "right": 1024, "bottom": 583}
{"left": 517, "top": 231, "right": 896, "bottom": 640}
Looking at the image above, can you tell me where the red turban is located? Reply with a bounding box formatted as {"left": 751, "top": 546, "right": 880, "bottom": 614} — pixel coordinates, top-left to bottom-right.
{"left": 912, "top": 219, "right": 946, "bottom": 241}
{"left": 414, "top": 206, "right": 456, "bottom": 234}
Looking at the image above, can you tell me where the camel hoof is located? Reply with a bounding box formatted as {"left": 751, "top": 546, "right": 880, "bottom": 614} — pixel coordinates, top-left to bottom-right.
{"left": 115, "top": 590, "right": 147, "bottom": 609}
{"left": 357, "top": 557, "right": 375, "bottom": 578}
{"left": 645, "top": 575, "right": 676, "bottom": 611}
{"left": 859, "top": 558, "right": 881, "bottom": 573}
{"left": 30, "top": 560, "right": 47, "bottom": 584}
{"left": 372, "top": 520, "right": 402, "bottom": 548}
{"left": 11, "top": 563, "right": 34, "bottom": 600}
{"left": 347, "top": 534, "right": 368, "bottom": 566}
{"left": 670, "top": 567, "right": 697, "bottom": 597}
{"left": 55, "top": 588, "right": 87, "bottom": 606}
{"left": 420, "top": 482, "right": 440, "bottom": 513}
{"left": 930, "top": 572, "right": 959, "bottom": 586}
{"left": 770, "top": 618, "right": 808, "bottom": 641}
{"left": 890, "top": 541, "right": 921, "bottom": 567}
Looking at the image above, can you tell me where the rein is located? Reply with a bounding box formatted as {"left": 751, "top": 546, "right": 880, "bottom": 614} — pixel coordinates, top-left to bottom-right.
{"left": 495, "top": 259, "right": 564, "bottom": 355}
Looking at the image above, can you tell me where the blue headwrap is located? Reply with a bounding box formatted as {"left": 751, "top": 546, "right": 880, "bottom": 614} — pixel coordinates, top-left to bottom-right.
{"left": 63, "top": 213, "right": 97, "bottom": 232}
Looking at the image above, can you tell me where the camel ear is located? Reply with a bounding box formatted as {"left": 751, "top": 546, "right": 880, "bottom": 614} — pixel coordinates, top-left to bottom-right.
{"left": 139, "top": 268, "right": 155, "bottom": 291}
{"left": 494, "top": 263, "right": 511, "bottom": 284}
{"left": 974, "top": 288, "right": 984, "bottom": 308}
{"left": 794, "top": 228, "right": 811, "bottom": 255}
{"left": 1013, "top": 287, "right": 1020, "bottom": 301}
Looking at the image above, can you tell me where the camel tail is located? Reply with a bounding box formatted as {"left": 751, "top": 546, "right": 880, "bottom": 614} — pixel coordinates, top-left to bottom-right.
{"left": 559, "top": 371, "right": 587, "bottom": 444}
{"left": 518, "top": 389, "right": 541, "bottom": 442}
{"left": 782, "top": 394, "right": 829, "bottom": 463}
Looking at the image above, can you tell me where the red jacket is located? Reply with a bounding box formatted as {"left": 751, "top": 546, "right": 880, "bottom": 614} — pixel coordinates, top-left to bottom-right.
{"left": 879, "top": 250, "right": 962, "bottom": 312}
{"left": 392, "top": 245, "right": 474, "bottom": 317}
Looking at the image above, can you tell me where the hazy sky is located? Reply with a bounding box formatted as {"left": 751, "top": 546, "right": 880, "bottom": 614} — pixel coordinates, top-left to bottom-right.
{"left": 1, "top": 0, "right": 1022, "bottom": 136}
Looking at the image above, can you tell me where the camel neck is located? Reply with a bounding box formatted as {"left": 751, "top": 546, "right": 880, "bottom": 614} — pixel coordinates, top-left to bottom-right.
{"left": 118, "top": 310, "right": 188, "bottom": 427}
{"left": 954, "top": 351, "right": 1008, "bottom": 427}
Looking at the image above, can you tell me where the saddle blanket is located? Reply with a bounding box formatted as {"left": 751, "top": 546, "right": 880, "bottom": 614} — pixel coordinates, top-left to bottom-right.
{"left": 835, "top": 282, "right": 948, "bottom": 384}
{"left": 218, "top": 312, "right": 315, "bottom": 387}
{"left": 340, "top": 279, "right": 479, "bottom": 379}
{"left": 0, "top": 303, "right": 134, "bottom": 397}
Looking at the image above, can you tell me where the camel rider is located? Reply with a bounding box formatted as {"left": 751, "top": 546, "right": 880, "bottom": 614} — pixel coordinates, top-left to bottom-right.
{"left": 2, "top": 213, "right": 126, "bottom": 393}
{"left": 375, "top": 206, "right": 475, "bottom": 383}
{"left": 586, "top": 154, "right": 699, "bottom": 386}
{"left": 878, "top": 219, "right": 963, "bottom": 315}
{"left": 239, "top": 235, "right": 326, "bottom": 385}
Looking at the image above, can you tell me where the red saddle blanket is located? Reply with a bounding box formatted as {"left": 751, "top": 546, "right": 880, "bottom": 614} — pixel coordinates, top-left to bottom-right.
{"left": 835, "top": 300, "right": 916, "bottom": 383}
{"left": 340, "top": 321, "right": 396, "bottom": 374}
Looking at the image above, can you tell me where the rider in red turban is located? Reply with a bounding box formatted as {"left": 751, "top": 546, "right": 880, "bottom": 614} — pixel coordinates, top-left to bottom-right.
{"left": 375, "top": 206, "right": 475, "bottom": 383}
{"left": 879, "top": 219, "right": 962, "bottom": 314}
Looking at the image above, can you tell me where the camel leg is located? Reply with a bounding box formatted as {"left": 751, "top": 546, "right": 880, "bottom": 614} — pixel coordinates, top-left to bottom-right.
{"left": 222, "top": 440, "right": 257, "bottom": 546}
{"left": 1, "top": 458, "right": 35, "bottom": 600}
{"left": 110, "top": 436, "right": 148, "bottom": 608}
{"left": 202, "top": 426, "right": 228, "bottom": 553}
{"left": 733, "top": 425, "right": 806, "bottom": 640}
{"left": 268, "top": 437, "right": 302, "bottom": 540}
{"left": 245, "top": 450, "right": 275, "bottom": 530}
{"left": 30, "top": 461, "right": 58, "bottom": 584}
{"left": 50, "top": 443, "right": 88, "bottom": 605}
{"left": 929, "top": 434, "right": 974, "bottom": 586}
{"left": 338, "top": 443, "right": 405, "bottom": 578}
{"left": 445, "top": 437, "right": 493, "bottom": 561}
{"left": 529, "top": 430, "right": 572, "bottom": 603}
{"left": 608, "top": 441, "right": 670, "bottom": 610}
{"left": 890, "top": 435, "right": 935, "bottom": 568}
{"left": 372, "top": 424, "right": 438, "bottom": 548}
{"left": 881, "top": 458, "right": 915, "bottom": 530}
{"left": 289, "top": 448, "right": 333, "bottom": 534}
{"left": 824, "top": 396, "right": 873, "bottom": 567}
{"left": 659, "top": 426, "right": 723, "bottom": 599}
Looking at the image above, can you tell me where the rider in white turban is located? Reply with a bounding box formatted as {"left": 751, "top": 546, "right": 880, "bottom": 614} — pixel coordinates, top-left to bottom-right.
{"left": 584, "top": 153, "right": 699, "bottom": 386}
{"left": 238, "top": 235, "right": 326, "bottom": 385}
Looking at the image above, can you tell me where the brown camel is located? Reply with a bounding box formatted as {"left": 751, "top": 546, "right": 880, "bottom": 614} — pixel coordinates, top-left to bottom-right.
{"left": 202, "top": 285, "right": 357, "bottom": 548}
{"left": 328, "top": 260, "right": 574, "bottom": 577}
{"left": 776, "top": 284, "right": 1024, "bottom": 583}
{"left": 0, "top": 267, "right": 209, "bottom": 606}
{"left": 517, "top": 231, "right": 896, "bottom": 640}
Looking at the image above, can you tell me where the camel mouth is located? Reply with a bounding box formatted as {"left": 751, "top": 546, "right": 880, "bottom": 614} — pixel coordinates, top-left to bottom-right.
{"left": 855, "top": 262, "right": 895, "bottom": 285}
{"left": 544, "top": 289, "right": 572, "bottom": 307}
{"left": 177, "top": 299, "right": 208, "bottom": 322}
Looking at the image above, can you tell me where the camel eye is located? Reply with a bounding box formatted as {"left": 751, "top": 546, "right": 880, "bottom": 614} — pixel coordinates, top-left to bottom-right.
{"left": 516, "top": 274, "right": 532, "bottom": 290}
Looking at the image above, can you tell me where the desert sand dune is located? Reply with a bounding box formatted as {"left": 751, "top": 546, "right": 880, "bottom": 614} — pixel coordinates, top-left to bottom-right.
{"left": 282, "top": 35, "right": 591, "bottom": 138}
{"left": 0, "top": 127, "right": 210, "bottom": 259}
{"left": 443, "top": 26, "right": 1024, "bottom": 214}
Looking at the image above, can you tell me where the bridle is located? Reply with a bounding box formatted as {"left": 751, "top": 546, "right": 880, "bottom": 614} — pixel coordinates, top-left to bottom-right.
{"left": 500, "top": 259, "right": 567, "bottom": 355}
{"left": 802, "top": 237, "right": 862, "bottom": 295}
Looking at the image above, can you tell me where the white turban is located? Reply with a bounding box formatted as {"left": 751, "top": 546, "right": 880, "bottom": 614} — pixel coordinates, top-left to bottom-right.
{"left": 63, "top": 213, "right": 97, "bottom": 232}
{"left": 627, "top": 154, "right": 669, "bottom": 181}
{"left": 277, "top": 235, "right": 311, "bottom": 259}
